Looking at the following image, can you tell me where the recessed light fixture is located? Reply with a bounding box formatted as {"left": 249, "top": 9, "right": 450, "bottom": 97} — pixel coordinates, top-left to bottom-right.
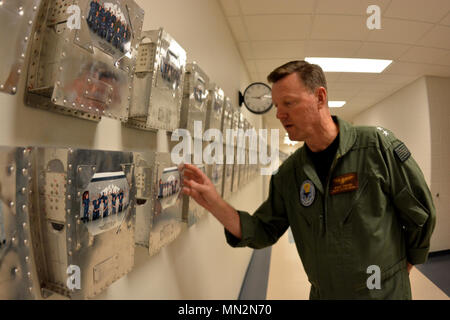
{"left": 305, "top": 57, "right": 392, "bottom": 73}
{"left": 329, "top": 101, "right": 346, "bottom": 108}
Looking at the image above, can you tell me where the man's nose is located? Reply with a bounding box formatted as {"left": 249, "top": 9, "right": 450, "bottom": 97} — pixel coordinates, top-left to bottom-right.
{"left": 276, "top": 105, "right": 287, "bottom": 120}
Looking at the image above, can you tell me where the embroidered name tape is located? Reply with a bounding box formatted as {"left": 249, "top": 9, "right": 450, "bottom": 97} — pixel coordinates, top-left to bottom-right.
{"left": 330, "top": 173, "right": 358, "bottom": 195}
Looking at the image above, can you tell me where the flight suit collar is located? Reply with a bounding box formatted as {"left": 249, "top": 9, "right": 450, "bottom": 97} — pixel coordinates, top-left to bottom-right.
{"left": 296, "top": 116, "right": 357, "bottom": 193}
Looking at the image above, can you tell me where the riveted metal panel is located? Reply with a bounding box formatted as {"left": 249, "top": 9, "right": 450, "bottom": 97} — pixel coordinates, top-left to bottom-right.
{"left": 0, "top": 147, "right": 40, "bottom": 299}
{"left": 0, "top": 0, "right": 41, "bottom": 95}
{"left": 26, "top": 0, "right": 145, "bottom": 122}
{"left": 134, "top": 152, "right": 186, "bottom": 256}
{"left": 179, "top": 62, "right": 209, "bottom": 137}
{"left": 30, "top": 147, "right": 136, "bottom": 299}
{"left": 127, "top": 29, "right": 187, "bottom": 131}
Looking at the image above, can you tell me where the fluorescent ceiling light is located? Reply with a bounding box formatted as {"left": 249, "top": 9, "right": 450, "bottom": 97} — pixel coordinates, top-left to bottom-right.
{"left": 305, "top": 57, "right": 392, "bottom": 73}
{"left": 329, "top": 101, "right": 346, "bottom": 108}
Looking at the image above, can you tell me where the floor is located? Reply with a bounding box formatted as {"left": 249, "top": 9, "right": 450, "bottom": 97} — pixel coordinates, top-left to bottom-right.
{"left": 240, "top": 229, "right": 449, "bottom": 300}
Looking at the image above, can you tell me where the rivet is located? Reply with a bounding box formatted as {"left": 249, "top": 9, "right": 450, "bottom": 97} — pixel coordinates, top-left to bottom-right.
{"left": 22, "top": 168, "right": 28, "bottom": 176}
{"left": 25, "top": 256, "right": 30, "bottom": 263}
{"left": 24, "top": 239, "right": 28, "bottom": 246}
{"left": 67, "top": 224, "right": 71, "bottom": 228}
{"left": 67, "top": 209, "right": 71, "bottom": 214}
{"left": 77, "top": 192, "right": 81, "bottom": 197}
{"left": 22, "top": 205, "right": 27, "bottom": 211}
{"left": 68, "top": 164, "right": 72, "bottom": 170}
{"left": 59, "top": 67, "right": 63, "bottom": 71}
{"left": 92, "top": 167, "right": 96, "bottom": 172}
{"left": 29, "top": 287, "right": 33, "bottom": 293}
{"left": 17, "top": 69, "right": 22, "bottom": 74}
{"left": 78, "top": 167, "right": 82, "bottom": 172}
{"left": 29, "top": 20, "right": 32, "bottom": 25}
{"left": 9, "top": 165, "right": 15, "bottom": 173}
{"left": 68, "top": 237, "right": 72, "bottom": 242}
{"left": 21, "top": 53, "right": 25, "bottom": 58}
{"left": 24, "top": 36, "right": 28, "bottom": 42}
{"left": 21, "top": 187, "right": 26, "bottom": 194}
{"left": 9, "top": 201, "right": 15, "bottom": 208}
{"left": 68, "top": 195, "right": 71, "bottom": 200}
{"left": 68, "top": 179, "right": 72, "bottom": 185}
{"left": 27, "top": 272, "right": 31, "bottom": 278}
{"left": 68, "top": 251, "right": 72, "bottom": 256}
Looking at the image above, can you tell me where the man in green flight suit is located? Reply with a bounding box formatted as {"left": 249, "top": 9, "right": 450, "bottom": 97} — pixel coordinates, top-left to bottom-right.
{"left": 182, "top": 60, "right": 436, "bottom": 300}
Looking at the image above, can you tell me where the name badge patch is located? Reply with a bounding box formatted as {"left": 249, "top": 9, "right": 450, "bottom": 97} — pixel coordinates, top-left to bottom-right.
{"left": 330, "top": 173, "right": 358, "bottom": 195}
{"left": 300, "top": 180, "right": 315, "bottom": 207}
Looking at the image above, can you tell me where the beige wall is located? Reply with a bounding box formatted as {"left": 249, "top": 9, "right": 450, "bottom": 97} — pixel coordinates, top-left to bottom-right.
{"left": 353, "top": 76, "right": 450, "bottom": 252}
{"left": 0, "top": 0, "right": 265, "bottom": 299}
{"left": 426, "top": 76, "right": 450, "bottom": 252}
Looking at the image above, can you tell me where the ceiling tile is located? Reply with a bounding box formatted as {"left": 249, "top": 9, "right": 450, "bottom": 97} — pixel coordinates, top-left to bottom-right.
{"left": 310, "top": 15, "right": 370, "bottom": 41}
{"left": 434, "top": 52, "right": 450, "bottom": 66}
{"left": 245, "top": 60, "right": 258, "bottom": 73}
{"left": 338, "top": 73, "right": 380, "bottom": 83}
{"left": 399, "top": 46, "right": 450, "bottom": 64}
{"left": 376, "top": 74, "right": 418, "bottom": 85}
{"left": 239, "top": 0, "right": 315, "bottom": 15}
{"left": 316, "top": 0, "right": 391, "bottom": 15}
{"left": 306, "top": 40, "right": 361, "bottom": 57}
{"left": 244, "top": 15, "right": 313, "bottom": 41}
{"left": 384, "top": 0, "right": 450, "bottom": 23}
{"left": 366, "top": 18, "right": 433, "bottom": 44}
{"left": 384, "top": 61, "right": 450, "bottom": 77}
{"left": 239, "top": 42, "right": 255, "bottom": 59}
{"left": 254, "top": 59, "right": 291, "bottom": 75}
{"left": 219, "top": 0, "right": 241, "bottom": 16}
{"left": 324, "top": 73, "right": 342, "bottom": 82}
{"left": 417, "top": 25, "right": 450, "bottom": 50}
{"left": 441, "top": 13, "right": 450, "bottom": 26}
{"left": 250, "top": 41, "right": 306, "bottom": 59}
{"left": 227, "top": 16, "right": 249, "bottom": 42}
{"left": 354, "top": 42, "right": 410, "bottom": 59}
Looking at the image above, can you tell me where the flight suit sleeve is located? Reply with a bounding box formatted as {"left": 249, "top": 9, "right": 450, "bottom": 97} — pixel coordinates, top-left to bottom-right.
{"left": 224, "top": 174, "right": 290, "bottom": 249}
{"left": 379, "top": 131, "right": 436, "bottom": 265}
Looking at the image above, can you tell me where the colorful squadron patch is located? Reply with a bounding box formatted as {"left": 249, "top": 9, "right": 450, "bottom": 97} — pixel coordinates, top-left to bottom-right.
{"left": 300, "top": 180, "right": 315, "bottom": 207}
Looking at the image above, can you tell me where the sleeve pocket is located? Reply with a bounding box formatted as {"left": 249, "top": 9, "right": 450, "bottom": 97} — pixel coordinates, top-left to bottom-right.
{"left": 394, "top": 187, "right": 429, "bottom": 227}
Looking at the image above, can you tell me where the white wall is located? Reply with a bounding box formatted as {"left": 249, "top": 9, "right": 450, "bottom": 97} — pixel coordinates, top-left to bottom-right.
{"left": 0, "top": 0, "right": 265, "bottom": 299}
{"left": 426, "top": 76, "right": 450, "bottom": 252}
{"left": 353, "top": 76, "right": 450, "bottom": 252}
{"left": 353, "top": 77, "right": 432, "bottom": 185}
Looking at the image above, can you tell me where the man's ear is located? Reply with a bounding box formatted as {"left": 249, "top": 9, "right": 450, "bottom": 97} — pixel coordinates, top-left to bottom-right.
{"left": 316, "top": 87, "right": 328, "bottom": 108}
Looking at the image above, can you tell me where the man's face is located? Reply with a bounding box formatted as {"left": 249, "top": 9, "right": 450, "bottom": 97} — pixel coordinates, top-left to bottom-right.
{"left": 272, "top": 73, "right": 322, "bottom": 142}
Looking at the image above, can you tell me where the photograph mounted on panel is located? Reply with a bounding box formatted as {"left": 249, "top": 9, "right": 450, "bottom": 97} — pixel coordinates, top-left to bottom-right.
{"left": 0, "top": 0, "right": 41, "bottom": 95}
{"left": 25, "top": 0, "right": 144, "bottom": 122}
{"left": 30, "top": 147, "right": 136, "bottom": 299}
{"left": 180, "top": 62, "right": 210, "bottom": 136}
{"left": 133, "top": 152, "right": 186, "bottom": 257}
{"left": 127, "top": 28, "right": 187, "bottom": 131}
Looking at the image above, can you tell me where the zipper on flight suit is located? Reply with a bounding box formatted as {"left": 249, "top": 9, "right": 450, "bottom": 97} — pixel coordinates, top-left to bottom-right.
{"left": 322, "top": 154, "right": 341, "bottom": 235}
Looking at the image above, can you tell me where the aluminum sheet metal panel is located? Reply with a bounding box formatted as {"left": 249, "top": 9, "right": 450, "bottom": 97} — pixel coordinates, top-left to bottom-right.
{"left": 180, "top": 62, "right": 209, "bottom": 137}
{"left": 182, "top": 164, "right": 206, "bottom": 227}
{"left": 30, "top": 147, "right": 136, "bottom": 299}
{"left": 128, "top": 29, "right": 187, "bottom": 131}
{"left": 134, "top": 152, "right": 186, "bottom": 256}
{"left": 205, "top": 83, "right": 224, "bottom": 132}
{"left": 0, "top": 0, "right": 41, "bottom": 95}
{"left": 0, "top": 147, "right": 40, "bottom": 299}
{"left": 221, "top": 96, "right": 233, "bottom": 135}
{"left": 26, "top": 0, "right": 144, "bottom": 122}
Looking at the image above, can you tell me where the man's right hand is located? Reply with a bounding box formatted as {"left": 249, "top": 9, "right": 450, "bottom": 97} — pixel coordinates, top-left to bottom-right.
{"left": 181, "top": 163, "right": 242, "bottom": 239}
{"left": 181, "top": 163, "right": 222, "bottom": 213}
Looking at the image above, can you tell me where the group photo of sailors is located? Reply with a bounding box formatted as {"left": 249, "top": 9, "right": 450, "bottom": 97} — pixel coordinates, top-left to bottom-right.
{"left": 86, "top": 0, "right": 131, "bottom": 52}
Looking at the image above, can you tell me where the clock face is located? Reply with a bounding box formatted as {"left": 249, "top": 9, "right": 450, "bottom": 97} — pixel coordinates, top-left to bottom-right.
{"left": 243, "top": 82, "right": 273, "bottom": 114}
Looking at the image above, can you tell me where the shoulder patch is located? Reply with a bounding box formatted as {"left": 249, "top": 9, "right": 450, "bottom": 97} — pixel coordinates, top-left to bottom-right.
{"left": 394, "top": 143, "right": 411, "bottom": 163}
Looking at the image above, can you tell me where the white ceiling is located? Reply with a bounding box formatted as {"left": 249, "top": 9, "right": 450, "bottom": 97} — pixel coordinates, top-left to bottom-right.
{"left": 218, "top": 0, "right": 450, "bottom": 152}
